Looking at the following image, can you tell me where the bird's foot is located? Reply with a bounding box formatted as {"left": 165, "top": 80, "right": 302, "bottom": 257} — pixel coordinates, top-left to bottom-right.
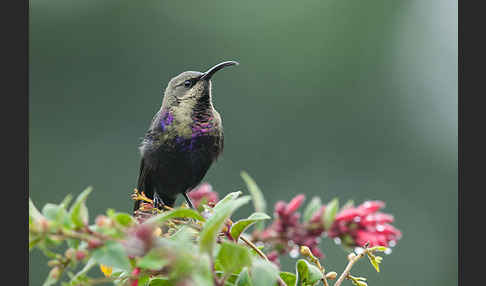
{"left": 131, "top": 189, "right": 154, "bottom": 204}
{"left": 182, "top": 192, "right": 195, "bottom": 209}
{"left": 153, "top": 193, "right": 165, "bottom": 210}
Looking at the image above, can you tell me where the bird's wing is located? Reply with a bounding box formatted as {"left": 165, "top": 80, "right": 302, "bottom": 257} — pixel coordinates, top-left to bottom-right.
{"left": 134, "top": 157, "right": 154, "bottom": 212}
{"left": 219, "top": 129, "right": 224, "bottom": 155}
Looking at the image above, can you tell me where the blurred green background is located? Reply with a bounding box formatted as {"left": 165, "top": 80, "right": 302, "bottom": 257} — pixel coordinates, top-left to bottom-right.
{"left": 29, "top": 0, "right": 457, "bottom": 285}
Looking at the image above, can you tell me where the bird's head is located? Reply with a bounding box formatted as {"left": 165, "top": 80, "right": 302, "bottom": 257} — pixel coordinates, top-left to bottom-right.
{"left": 161, "top": 61, "right": 239, "bottom": 112}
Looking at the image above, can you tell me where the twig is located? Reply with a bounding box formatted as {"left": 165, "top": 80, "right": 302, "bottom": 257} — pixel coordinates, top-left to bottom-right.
{"left": 334, "top": 244, "right": 370, "bottom": 286}
{"left": 240, "top": 235, "right": 268, "bottom": 261}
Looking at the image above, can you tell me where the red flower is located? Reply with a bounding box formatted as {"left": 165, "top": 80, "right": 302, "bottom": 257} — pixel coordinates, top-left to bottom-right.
{"left": 130, "top": 267, "right": 141, "bottom": 286}
{"left": 132, "top": 267, "right": 141, "bottom": 276}
{"left": 87, "top": 239, "right": 103, "bottom": 249}
{"left": 267, "top": 251, "right": 281, "bottom": 268}
{"left": 284, "top": 195, "right": 305, "bottom": 216}
{"left": 309, "top": 206, "right": 326, "bottom": 224}
{"left": 122, "top": 224, "right": 156, "bottom": 257}
{"left": 75, "top": 250, "right": 86, "bottom": 261}
{"left": 187, "top": 183, "right": 219, "bottom": 208}
{"left": 328, "top": 200, "right": 401, "bottom": 248}
{"left": 258, "top": 195, "right": 327, "bottom": 260}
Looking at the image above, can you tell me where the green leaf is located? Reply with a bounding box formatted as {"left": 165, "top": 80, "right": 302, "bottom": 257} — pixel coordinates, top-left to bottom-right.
{"left": 369, "top": 246, "right": 388, "bottom": 252}
{"left": 191, "top": 272, "right": 215, "bottom": 286}
{"left": 350, "top": 280, "right": 368, "bottom": 286}
{"left": 29, "top": 198, "right": 44, "bottom": 223}
{"left": 323, "top": 198, "right": 339, "bottom": 230}
{"left": 69, "top": 187, "right": 93, "bottom": 228}
{"left": 214, "top": 191, "right": 243, "bottom": 210}
{"left": 240, "top": 171, "right": 266, "bottom": 213}
{"left": 200, "top": 196, "right": 251, "bottom": 254}
{"left": 42, "top": 271, "right": 59, "bottom": 286}
{"left": 29, "top": 237, "right": 42, "bottom": 251}
{"left": 41, "top": 203, "right": 70, "bottom": 229}
{"left": 296, "top": 259, "right": 323, "bottom": 286}
{"left": 170, "top": 225, "right": 198, "bottom": 242}
{"left": 230, "top": 212, "right": 271, "bottom": 241}
{"left": 59, "top": 194, "right": 73, "bottom": 209}
{"left": 69, "top": 258, "right": 96, "bottom": 285}
{"left": 342, "top": 200, "right": 354, "bottom": 210}
{"left": 279, "top": 272, "right": 296, "bottom": 286}
{"left": 367, "top": 252, "right": 383, "bottom": 272}
{"left": 114, "top": 213, "right": 134, "bottom": 227}
{"left": 42, "top": 204, "right": 61, "bottom": 221}
{"left": 148, "top": 278, "right": 171, "bottom": 286}
{"left": 92, "top": 241, "right": 131, "bottom": 271}
{"left": 349, "top": 275, "right": 368, "bottom": 286}
{"left": 250, "top": 260, "right": 278, "bottom": 286}
{"left": 235, "top": 268, "right": 253, "bottom": 286}
{"left": 138, "top": 249, "right": 169, "bottom": 270}
{"left": 225, "top": 273, "right": 241, "bottom": 285}
{"left": 302, "top": 197, "right": 321, "bottom": 222}
{"left": 145, "top": 207, "right": 205, "bottom": 225}
{"left": 217, "top": 242, "right": 252, "bottom": 275}
{"left": 137, "top": 275, "right": 150, "bottom": 286}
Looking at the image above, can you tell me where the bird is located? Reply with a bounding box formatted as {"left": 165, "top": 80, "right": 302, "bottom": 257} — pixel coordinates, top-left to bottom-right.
{"left": 134, "top": 61, "right": 239, "bottom": 212}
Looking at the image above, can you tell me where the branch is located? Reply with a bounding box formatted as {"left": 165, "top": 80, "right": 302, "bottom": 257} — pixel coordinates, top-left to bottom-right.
{"left": 334, "top": 243, "right": 370, "bottom": 286}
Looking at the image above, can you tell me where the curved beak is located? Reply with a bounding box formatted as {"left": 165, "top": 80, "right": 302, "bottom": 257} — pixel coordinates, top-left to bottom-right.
{"left": 200, "top": 60, "right": 239, "bottom": 81}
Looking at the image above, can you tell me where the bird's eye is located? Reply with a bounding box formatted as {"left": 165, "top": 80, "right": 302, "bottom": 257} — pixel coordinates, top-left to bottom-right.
{"left": 183, "top": 80, "right": 192, "bottom": 88}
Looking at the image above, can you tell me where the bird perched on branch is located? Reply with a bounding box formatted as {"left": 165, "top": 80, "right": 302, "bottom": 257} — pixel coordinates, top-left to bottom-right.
{"left": 134, "top": 61, "right": 239, "bottom": 212}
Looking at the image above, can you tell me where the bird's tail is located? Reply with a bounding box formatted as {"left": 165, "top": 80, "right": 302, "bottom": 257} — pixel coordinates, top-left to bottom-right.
{"left": 134, "top": 159, "right": 153, "bottom": 213}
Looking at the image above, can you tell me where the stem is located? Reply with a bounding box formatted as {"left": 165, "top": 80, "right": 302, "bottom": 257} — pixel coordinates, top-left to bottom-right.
{"left": 240, "top": 235, "right": 268, "bottom": 261}
{"left": 322, "top": 274, "right": 332, "bottom": 286}
{"left": 334, "top": 246, "right": 369, "bottom": 286}
{"left": 314, "top": 260, "right": 330, "bottom": 286}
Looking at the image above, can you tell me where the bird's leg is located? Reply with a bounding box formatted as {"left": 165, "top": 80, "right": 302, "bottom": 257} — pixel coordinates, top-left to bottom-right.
{"left": 182, "top": 192, "right": 195, "bottom": 209}
{"left": 153, "top": 192, "right": 165, "bottom": 210}
{"left": 131, "top": 189, "right": 153, "bottom": 204}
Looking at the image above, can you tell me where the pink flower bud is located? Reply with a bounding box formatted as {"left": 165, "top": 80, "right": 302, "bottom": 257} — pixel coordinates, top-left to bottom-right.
{"left": 38, "top": 218, "right": 50, "bottom": 232}
{"left": 378, "top": 224, "right": 402, "bottom": 238}
{"left": 284, "top": 195, "right": 305, "bottom": 216}
{"left": 49, "top": 267, "right": 61, "bottom": 279}
{"left": 357, "top": 201, "right": 385, "bottom": 215}
{"left": 75, "top": 251, "right": 86, "bottom": 261}
{"left": 187, "top": 183, "right": 219, "bottom": 208}
{"left": 274, "top": 201, "right": 287, "bottom": 216}
{"left": 360, "top": 213, "right": 394, "bottom": 226}
{"left": 310, "top": 206, "right": 326, "bottom": 223}
{"left": 310, "top": 247, "right": 324, "bottom": 258}
{"left": 355, "top": 230, "right": 388, "bottom": 247}
{"left": 87, "top": 239, "right": 103, "bottom": 249}
{"left": 95, "top": 215, "right": 109, "bottom": 227}
{"left": 267, "top": 250, "right": 279, "bottom": 262}
{"left": 132, "top": 267, "right": 141, "bottom": 276}
{"left": 334, "top": 208, "right": 363, "bottom": 222}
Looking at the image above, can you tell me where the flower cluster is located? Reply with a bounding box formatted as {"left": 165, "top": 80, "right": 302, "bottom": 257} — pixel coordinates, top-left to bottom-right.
{"left": 327, "top": 200, "right": 402, "bottom": 248}
{"left": 136, "top": 184, "right": 401, "bottom": 268}
{"left": 256, "top": 195, "right": 324, "bottom": 266}
{"left": 253, "top": 195, "right": 401, "bottom": 267}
